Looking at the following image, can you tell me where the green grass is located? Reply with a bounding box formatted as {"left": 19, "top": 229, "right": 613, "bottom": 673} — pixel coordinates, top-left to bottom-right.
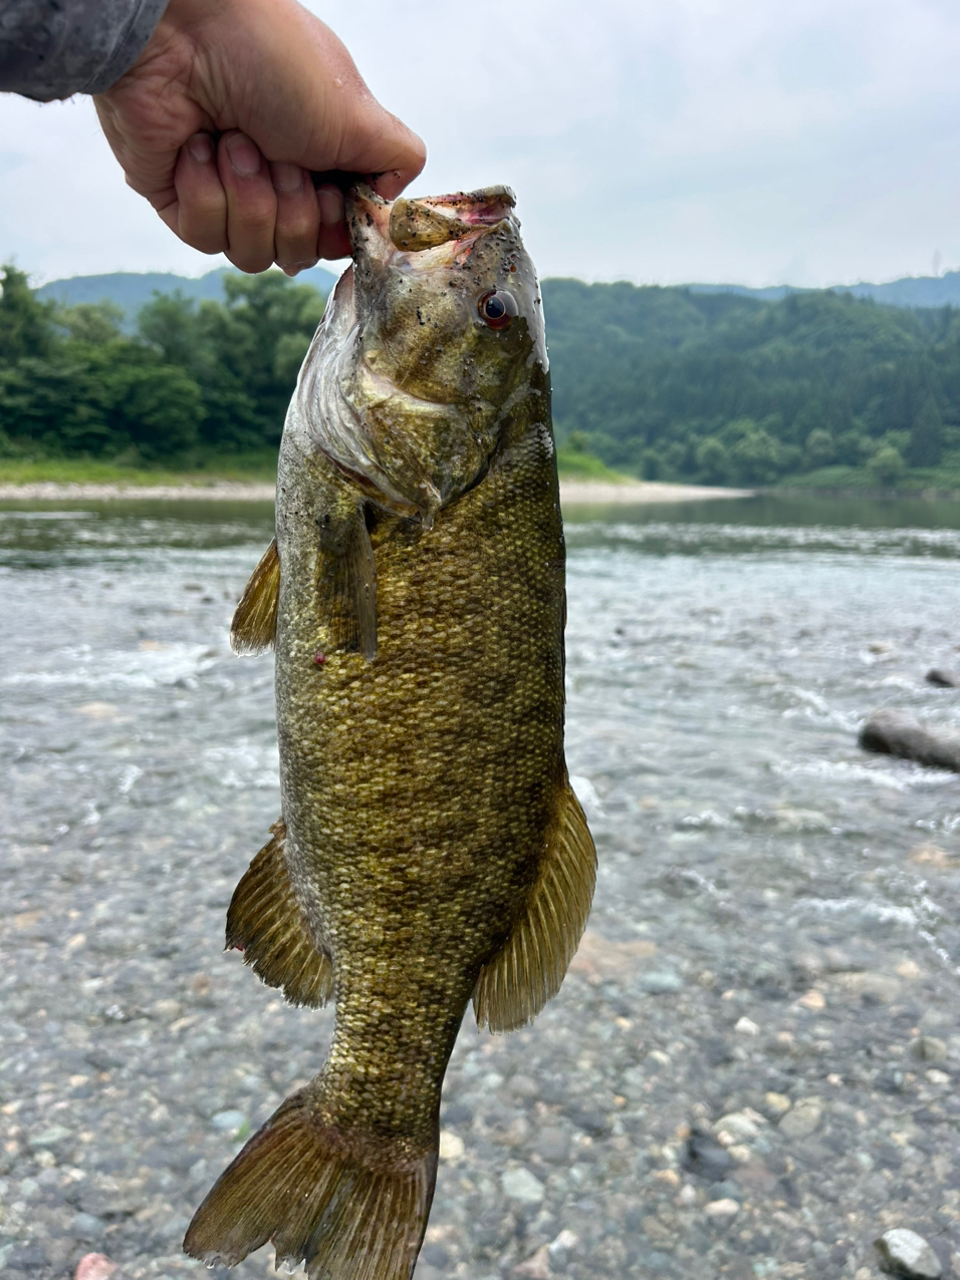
{"left": 4, "top": 448, "right": 630, "bottom": 488}
{"left": 778, "top": 464, "right": 960, "bottom": 493}
{"left": 555, "top": 447, "right": 630, "bottom": 481}
{"left": 0, "top": 451, "right": 278, "bottom": 486}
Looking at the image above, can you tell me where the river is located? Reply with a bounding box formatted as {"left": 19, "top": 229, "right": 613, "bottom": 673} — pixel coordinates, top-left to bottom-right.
{"left": 1, "top": 493, "right": 959, "bottom": 1280}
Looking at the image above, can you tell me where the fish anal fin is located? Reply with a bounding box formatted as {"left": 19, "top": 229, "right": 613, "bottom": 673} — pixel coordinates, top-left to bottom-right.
{"left": 231, "top": 538, "right": 280, "bottom": 656}
{"left": 226, "top": 819, "right": 333, "bottom": 1009}
{"left": 323, "top": 512, "right": 378, "bottom": 661}
{"left": 473, "top": 780, "right": 596, "bottom": 1033}
{"left": 184, "top": 1089, "right": 436, "bottom": 1280}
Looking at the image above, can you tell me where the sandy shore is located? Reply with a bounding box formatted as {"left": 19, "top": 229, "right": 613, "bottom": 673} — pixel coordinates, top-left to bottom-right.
{"left": 0, "top": 479, "right": 753, "bottom": 504}
{"left": 558, "top": 480, "right": 752, "bottom": 505}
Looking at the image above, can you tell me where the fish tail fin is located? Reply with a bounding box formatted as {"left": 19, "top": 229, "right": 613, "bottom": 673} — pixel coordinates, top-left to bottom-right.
{"left": 183, "top": 1088, "right": 437, "bottom": 1280}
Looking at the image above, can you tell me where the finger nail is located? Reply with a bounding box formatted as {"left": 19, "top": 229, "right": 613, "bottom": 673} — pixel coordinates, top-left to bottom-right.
{"left": 225, "top": 133, "right": 261, "bottom": 177}
{"left": 187, "top": 133, "right": 213, "bottom": 164}
{"left": 317, "top": 185, "right": 344, "bottom": 227}
{"left": 270, "top": 162, "right": 304, "bottom": 194}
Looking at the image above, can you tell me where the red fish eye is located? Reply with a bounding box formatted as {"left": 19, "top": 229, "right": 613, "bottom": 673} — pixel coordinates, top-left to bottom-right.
{"left": 478, "top": 290, "right": 518, "bottom": 330}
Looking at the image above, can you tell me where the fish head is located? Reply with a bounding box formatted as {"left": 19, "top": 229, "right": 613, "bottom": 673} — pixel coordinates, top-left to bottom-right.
{"left": 349, "top": 183, "right": 546, "bottom": 401}
{"left": 295, "top": 185, "right": 548, "bottom": 523}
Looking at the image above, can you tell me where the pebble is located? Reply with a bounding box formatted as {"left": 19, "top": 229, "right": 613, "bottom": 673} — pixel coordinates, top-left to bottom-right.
{"left": 514, "top": 1244, "right": 551, "bottom": 1278}
{"left": 639, "top": 969, "right": 685, "bottom": 994}
{"left": 764, "top": 1091, "right": 792, "bottom": 1116}
{"left": 715, "top": 1111, "right": 762, "bottom": 1143}
{"left": 438, "top": 1130, "right": 465, "bottom": 1161}
{"left": 28, "top": 1125, "right": 72, "bottom": 1148}
{"left": 778, "top": 1098, "right": 823, "bottom": 1138}
{"left": 912, "top": 1036, "right": 948, "bottom": 1064}
{"left": 210, "top": 1109, "right": 246, "bottom": 1132}
{"left": 534, "top": 1126, "right": 570, "bottom": 1163}
{"left": 684, "top": 1126, "right": 734, "bottom": 1181}
{"left": 501, "top": 1167, "right": 545, "bottom": 1204}
{"left": 73, "top": 1256, "right": 117, "bottom": 1280}
{"left": 875, "top": 1227, "right": 942, "bottom": 1278}
{"left": 734, "top": 1016, "right": 759, "bottom": 1035}
{"left": 548, "top": 1230, "right": 579, "bottom": 1268}
{"left": 797, "top": 989, "right": 826, "bottom": 1011}
{"left": 704, "top": 1198, "right": 740, "bottom": 1218}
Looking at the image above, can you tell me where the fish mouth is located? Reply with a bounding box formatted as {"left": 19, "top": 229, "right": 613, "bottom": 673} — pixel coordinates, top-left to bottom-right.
{"left": 346, "top": 184, "right": 516, "bottom": 258}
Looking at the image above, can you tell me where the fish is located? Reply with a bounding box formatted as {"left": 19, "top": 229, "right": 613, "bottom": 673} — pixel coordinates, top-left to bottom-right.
{"left": 183, "top": 183, "right": 596, "bottom": 1280}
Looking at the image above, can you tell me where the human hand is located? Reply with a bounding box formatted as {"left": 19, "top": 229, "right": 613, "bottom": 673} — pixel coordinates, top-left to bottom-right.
{"left": 93, "top": 0, "right": 425, "bottom": 273}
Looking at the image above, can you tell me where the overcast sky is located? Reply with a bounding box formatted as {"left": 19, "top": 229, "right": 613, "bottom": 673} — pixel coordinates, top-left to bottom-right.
{"left": 2, "top": 0, "right": 960, "bottom": 287}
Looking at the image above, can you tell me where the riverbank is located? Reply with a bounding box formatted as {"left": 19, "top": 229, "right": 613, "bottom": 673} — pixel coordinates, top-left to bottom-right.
{"left": 0, "top": 479, "right": 753, "bottom": 504}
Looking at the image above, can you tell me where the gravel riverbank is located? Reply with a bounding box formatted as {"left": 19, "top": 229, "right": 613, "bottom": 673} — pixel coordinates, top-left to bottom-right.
{"left": 2, "top": 502, "right": 959, "bottom": 1280}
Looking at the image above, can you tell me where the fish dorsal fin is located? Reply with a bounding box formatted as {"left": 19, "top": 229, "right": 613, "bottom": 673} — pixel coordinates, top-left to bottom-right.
{"left": 473, "top": 780, "right": 596, "bottom": 1033}
{"left": 231, "top": 538, "right": 280, "bottom": 656}
{"left": 226, "top": 819, "right": 334, "bottom": 1008}
{"left": 324, "top": 513, "right": 378, "bottom": 660}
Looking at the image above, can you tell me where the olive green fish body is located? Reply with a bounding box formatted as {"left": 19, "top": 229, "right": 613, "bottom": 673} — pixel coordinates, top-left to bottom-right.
{"left": 185, "top": 186, "right": 595, "bottom": 1280}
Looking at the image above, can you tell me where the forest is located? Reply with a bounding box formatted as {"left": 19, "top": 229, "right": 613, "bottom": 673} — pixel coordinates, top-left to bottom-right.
{"left": 2, "top": 263, "right": 960, "bottom": 488}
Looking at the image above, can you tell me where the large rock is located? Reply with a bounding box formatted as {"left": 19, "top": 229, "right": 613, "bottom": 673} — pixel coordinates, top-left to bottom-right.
{"left": 925, "top": 667, "right": 960, "bottom": 688}
{"left": 875, "top": 1227, "right": 941, "bottom": 1278}
{"left": 859, "top": 710, "right": 960, "bottom": 772}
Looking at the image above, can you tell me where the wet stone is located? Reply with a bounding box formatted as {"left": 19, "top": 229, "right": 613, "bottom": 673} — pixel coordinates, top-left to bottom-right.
{"left": 501, "top": 1167, "right": 545, "bottom": 1205}
{"left": 210, "top": 1109, "right": 246, "bottom": 1132}
{"left": 911, "top": 1037, "right": 947, "bottom": 1064}
{"left": 639, "top": 970, "right": 685, "bottom": 995}
{"left": 534, "top": 1126, "right": 571, "bottom": 1164}
{"left": 875, "top": 1228, "right": 942, "bottom": 1278}
{"left": 684, "top": 1127, "right": 734, "bottom": 1182}
{"left": 778, "top": 1098, "right": 823, "bottom": 1138}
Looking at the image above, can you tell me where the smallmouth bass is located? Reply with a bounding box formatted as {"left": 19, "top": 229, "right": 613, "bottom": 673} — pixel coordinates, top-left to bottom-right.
{"left": 184, "top": 184, "right": 595, "bottom": 1280}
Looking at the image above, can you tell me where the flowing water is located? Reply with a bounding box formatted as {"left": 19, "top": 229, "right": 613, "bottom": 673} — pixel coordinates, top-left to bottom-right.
{"left": 2, "top": 493, "right": 960, "bottom": 1279}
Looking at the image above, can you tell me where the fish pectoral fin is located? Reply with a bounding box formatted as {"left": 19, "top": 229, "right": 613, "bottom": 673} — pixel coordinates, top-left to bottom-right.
{"left": 231, "top": 537, "right": 280, "bottom": 655}
{"left": 184, "top": 1087, "right": 436, "bottom": 1280}
{"left": 323, "top": 512, "right": 378, "bottom": 660}
{"left": 473, "top": 780, "right": 596, "bottom": 1033}
{"left": 226, "top": 819, "right": 334, "bottom": 1008}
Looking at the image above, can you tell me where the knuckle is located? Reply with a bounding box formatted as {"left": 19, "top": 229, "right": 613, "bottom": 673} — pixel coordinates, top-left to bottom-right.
{"left": 227, "top": 245, "right": 274, "bottom": 274}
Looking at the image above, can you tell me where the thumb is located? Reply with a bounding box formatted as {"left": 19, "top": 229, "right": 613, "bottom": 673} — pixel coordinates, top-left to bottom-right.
{"left": 296, "top": 82, "right": 426, "bottom": 197}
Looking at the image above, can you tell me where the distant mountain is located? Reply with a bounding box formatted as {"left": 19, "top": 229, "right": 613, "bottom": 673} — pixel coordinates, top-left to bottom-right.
{"left": 35, "top": 264, "right": 339, "bottom": 323}
{"left": 688, "top": 271, "right": 960, "bottom": 309}
{"left": 35, "top": 264, "right": 960, "bottom": 321}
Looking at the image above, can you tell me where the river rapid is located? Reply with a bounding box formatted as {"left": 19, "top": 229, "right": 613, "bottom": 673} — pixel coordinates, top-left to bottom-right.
{"left": 1, "top": 493, "right": 959, "bottom": 1280}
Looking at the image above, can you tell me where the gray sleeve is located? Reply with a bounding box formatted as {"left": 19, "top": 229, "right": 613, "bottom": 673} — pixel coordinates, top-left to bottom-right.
{"left": 0, "top": 0, "right": 171, "bottom": 101}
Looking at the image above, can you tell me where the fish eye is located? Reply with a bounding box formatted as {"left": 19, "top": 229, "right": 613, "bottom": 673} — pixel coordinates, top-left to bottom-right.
{"left": 478, "top": 290, "right": 518, "bottom": 330}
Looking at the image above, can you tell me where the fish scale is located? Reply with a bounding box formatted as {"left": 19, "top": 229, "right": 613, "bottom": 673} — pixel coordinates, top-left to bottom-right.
{"left": 184, "top": 183, "right": 595, "bottom": 1280}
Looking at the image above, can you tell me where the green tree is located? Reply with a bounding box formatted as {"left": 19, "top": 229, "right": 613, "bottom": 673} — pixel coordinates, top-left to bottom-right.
{"left": 111, "top": 364, "right": 205, "bottom": 459}
{"left": 804, "top": 428, "right": 835, "bottom": 469}
{"left": 695, "top": 436, "right": 729, "bottom": 483}
{"left": 57, "top": 301, "right": 125, "bottom": 345}
{"left": 728, "top": 426, "right": 783, "bottom": 484}
{"left": 138, "top": 291, "right": 203, "bottom": 368}
{"left": 908, "top": 394, "right": 943, "bottom": 467}
{"left": 0, "top": 265, "right": 55, "bottom": 363}
{"left": 869, "top": 444, "right": 906, "bottom": 488}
